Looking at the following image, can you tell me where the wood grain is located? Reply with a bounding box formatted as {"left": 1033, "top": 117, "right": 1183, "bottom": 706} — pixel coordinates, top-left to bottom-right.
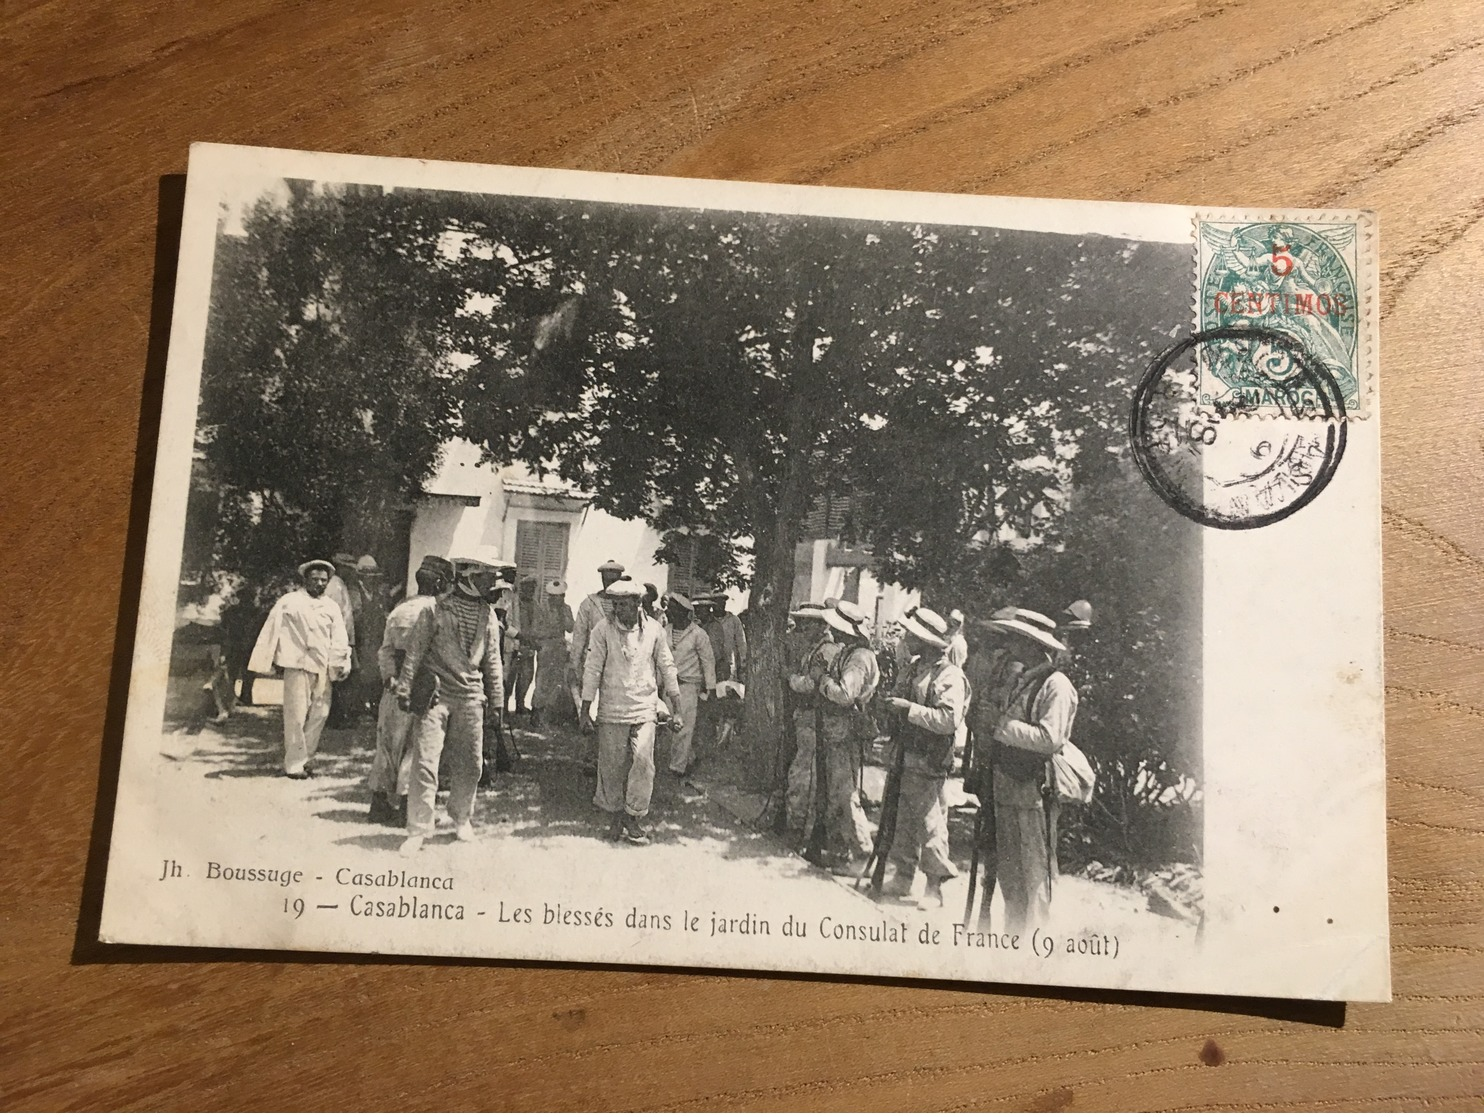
{"left": 3, "top": 0, "right": 1482, "bottom": 1109}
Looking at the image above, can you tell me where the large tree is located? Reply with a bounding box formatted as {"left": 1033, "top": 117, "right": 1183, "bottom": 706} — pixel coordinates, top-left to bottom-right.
{"left": 442, "top": 196, "right": 1189, "bottom": 790}
{"left": 190, "top": 181, "right": 465, "bottom": 587}
{"left": 192, "top": 182, "right": 1195, "bottom": 815}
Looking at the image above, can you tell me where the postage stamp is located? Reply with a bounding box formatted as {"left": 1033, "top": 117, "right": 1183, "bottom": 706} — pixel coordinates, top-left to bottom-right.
{"left": 1196, "top": 216, "right": 1371, "bottom": 418}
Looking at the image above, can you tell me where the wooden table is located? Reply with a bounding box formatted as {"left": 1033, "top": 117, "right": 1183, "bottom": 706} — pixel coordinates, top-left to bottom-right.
{"left": 4, "top": 1, "right": 1481, "bottom": 1109}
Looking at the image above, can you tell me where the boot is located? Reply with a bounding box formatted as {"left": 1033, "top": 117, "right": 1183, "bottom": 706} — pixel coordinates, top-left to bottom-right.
{"left": 918, "top": 875, "right": 946, "bottom": 910}
{"left": 622, "top": 816, "right": 652, "bottom": 846}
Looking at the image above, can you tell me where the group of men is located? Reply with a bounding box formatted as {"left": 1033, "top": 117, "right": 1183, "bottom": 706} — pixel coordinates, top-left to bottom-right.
{"left": 244, "top": 549, "right": 753, "bottom": 855}
{"left": 782, "top": 597, "right": 1091, "bottom": 936}
{"left": 241, "top": 546, "right": 1089, "bottom": 924}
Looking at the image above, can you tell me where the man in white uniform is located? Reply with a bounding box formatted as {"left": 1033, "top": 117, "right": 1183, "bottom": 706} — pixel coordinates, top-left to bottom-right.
{"left": 247, "top": 559, "right": 351, "bottom": 779}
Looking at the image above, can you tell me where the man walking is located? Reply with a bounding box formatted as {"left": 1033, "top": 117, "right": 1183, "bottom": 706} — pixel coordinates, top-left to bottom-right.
{"left": 989, "top": 610, "right": 1078, "bottom": 936}
{"left": 395, "top": 556, "right": 504, "bottom": 856}
{"left": 367, "top": 555, "right": 451, "bottom": 826}
{"left": 247, "top": 559, "right": 351, "bottom": 779}
{"left": 662, "top": 593, "right": 716, "bottom": 777}
{"left": 799, "top": 600, "right": 879, "bottom": 871}
{"left": 882, "top": 606, "right": 968, "bottom": 909}
{"left": 581, "top": 581, "right": 682, "bottom": 845}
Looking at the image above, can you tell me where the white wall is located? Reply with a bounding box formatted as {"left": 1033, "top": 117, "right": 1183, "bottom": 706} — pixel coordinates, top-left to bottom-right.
{"left": 564, "top": 506, "right": 668, "bottom": 603}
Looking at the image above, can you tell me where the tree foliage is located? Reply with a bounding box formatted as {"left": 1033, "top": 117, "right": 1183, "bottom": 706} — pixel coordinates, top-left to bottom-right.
{"left": 193, "top": 181, "right": 1200, "bottom": 825}
{"left": 189, "top": 181, "right": 465, "bottom": 585}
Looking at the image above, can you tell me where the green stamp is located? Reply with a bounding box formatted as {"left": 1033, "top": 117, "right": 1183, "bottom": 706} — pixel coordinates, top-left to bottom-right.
{"left": 1197, "top": 220, "right": 1362, "bottom": 416}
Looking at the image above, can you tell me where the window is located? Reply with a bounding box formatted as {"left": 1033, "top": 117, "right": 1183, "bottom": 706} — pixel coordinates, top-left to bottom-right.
{"left": 515, "top": 519, "right": 570, "bottom": 589}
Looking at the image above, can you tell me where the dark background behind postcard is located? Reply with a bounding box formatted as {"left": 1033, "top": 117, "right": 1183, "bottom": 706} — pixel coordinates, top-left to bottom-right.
{"left": 3, "top": 0, "right": 1480, "bottom": 1110}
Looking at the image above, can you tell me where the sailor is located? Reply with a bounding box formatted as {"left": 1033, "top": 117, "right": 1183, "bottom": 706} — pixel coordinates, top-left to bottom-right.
{"left": 581, "top": 581, "right": 682, "bottom": 845}
{"left": 247, "top": 559, "right": 352, "bottom": 779}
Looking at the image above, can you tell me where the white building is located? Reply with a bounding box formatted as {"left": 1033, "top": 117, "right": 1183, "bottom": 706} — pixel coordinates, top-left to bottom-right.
{"left": 405, "top": 440, "right": 917, "bottom": 627}
{"left": 406, "top": 440, "right": 749, "bottom": 611}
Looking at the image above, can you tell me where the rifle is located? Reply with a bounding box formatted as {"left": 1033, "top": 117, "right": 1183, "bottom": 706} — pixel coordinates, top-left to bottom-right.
{"left": 963, "top": 730, "right": 998, "bottom": 926}
{"left": 858, "top": 712, "right": 907, "bottom": 893}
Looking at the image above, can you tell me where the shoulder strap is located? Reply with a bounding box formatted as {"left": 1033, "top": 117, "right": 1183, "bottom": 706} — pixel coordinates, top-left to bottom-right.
{"left": 1008, "top": 661, "right": 1055, "bottom": 715}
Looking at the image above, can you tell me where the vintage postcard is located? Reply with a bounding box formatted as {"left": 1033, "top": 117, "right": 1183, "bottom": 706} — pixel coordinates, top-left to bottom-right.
{"left": 98, "top": 143, "right": 1387, "bottom": 1001}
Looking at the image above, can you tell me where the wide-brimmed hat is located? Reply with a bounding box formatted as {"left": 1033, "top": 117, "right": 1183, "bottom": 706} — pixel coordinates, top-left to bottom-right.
{"left": 1063, "top": 599, "right": 1094, "bottom": 629}
{"left": 417, "top": 554, "right": 454, "bottom": 577}
{"left": 356, "top": 554, "right": 381, "bottom": 575}
{"left": 546, "top": 577, "right": 568, "bottom": 595}
{"left": 331, "top": 551, "right": 357, "bottom": 567}
{"left": 463, "top": 545, "right": 505, "bottom": 569}
{"left": 605, "top": 581, "right": 643, "bottom": 598}
{"left": 667, "top": 591, "right": 693, "bottom": 612}
{"left": 298, "top": 559, "right": 335, "bottom": 578}
{"left": 900, "top": 605, "right": 951, "bottom": 649}
{"left": 972, "top": 605, "right": 1019, "bottom": 628}
{"left": 823, "top": 600, "right": 870, "bottom": 640}
{"left": 990, "top": 609, "right": 1067, "bottom": 653}
{"left": 597, "top": 559, "right": 625, "bottom": 574}
{"left": 789, "top": 601, "right": 828, "bottom": 620}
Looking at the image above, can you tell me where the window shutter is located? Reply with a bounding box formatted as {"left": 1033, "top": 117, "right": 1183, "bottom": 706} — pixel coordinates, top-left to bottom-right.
{"left": 516, "top": 520, "right": 570, "bottom": 586}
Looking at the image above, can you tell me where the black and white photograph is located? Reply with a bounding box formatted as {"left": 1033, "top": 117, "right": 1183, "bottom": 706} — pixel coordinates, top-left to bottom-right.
{"left": 100, "top": 144, "right": 1387, "bottom": 1001}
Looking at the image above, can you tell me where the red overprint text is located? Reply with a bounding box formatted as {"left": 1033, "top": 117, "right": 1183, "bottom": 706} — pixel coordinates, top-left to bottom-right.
{"left": 1213, "top": 290, "right": 1350, "bottom": 317}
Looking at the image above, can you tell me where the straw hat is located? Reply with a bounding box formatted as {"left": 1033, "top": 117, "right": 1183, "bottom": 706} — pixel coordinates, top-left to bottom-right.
{"left": 989, "top": 609, "right": 1067, "bottom": 653}
{"left": 789, "top": 602, "right": 828, "bottom": 620}
{"left": 605, "top": 581, "right": 643, "bottom": 598}
{"left": 297, "top": 559, "right": 335, "bottom": 578}
{"left": 356, "top": 554, "right": 381, "bottom": 575}
{"left": 597, "top": 559, "right": 625, "bottom": 574}
{"left": 546, "top": 577, "right": 568, "bottom": 595}
{"left": 667, "top": 591, "right": 693, "bottom": 612}
{"left": 823, "top": 600, "right": 871, "bottom": 641}
{"left": 900, "top": 605, "right": 951, "bottom": 649}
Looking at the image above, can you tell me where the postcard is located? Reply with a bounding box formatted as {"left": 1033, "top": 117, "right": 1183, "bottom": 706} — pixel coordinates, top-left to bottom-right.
{"left": 98, "top": 143, "right": 1386, "bottom": 1001}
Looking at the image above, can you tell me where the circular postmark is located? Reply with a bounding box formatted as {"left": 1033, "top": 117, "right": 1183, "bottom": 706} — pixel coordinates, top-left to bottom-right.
{"left": 1129, "top": 326, "right": 1347, "bottom": 530}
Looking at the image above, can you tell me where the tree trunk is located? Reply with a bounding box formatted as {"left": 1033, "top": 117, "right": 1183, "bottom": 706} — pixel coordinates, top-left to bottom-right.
{"left": 739, "top": 396, "right": 814, "bottom": 794}
{"left": 739, "top": 518, "right": 798, "bottom": 793}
